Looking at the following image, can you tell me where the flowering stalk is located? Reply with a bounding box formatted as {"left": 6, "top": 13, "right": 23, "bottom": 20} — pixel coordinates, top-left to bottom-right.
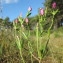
{"left": 13, "top": 14, "right": 26, "bottom": 63}
{"left": 35, "top": 8, "right": 45, "bottom": 62}
{"left": 26, "top": 6, "right": 33, "bottom": 63}
{"left": 36, "top": 4, "right": 58, "bottom": 62}
{"left": 44, "top": 2, "right": 58, "bottom": 57}
{"left": 27, "top": 20, "right": 33, "bottom": 63}
{"left": 47, "top": 2, "right": 58, "bottom": 42}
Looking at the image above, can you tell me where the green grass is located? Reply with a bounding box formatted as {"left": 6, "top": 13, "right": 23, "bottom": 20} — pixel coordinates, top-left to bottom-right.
{"left": 0, "top": 27, "right": 63, "bottom": 63}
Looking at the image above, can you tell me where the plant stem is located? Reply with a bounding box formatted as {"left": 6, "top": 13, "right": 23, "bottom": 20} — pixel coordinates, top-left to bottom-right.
{"left": 20, "top": 49, "right": 25, "bottom": 63}
{"left": 33, "top": 54, "right": 38, "bottom": 60}
{"left": 44, "top": 15, "right": 54, "bottom": 54}
{"left": 36, "top": 23, "right": 39, "bottom": 57}
{"left": 39, "top": 60, "right": 41, "bottom": 63}
{"left": 31, "top": 53, "right": 33, "bottom": 63}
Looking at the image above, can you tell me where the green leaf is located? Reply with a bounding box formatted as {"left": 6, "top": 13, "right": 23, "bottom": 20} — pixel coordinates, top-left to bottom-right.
{"left": 18, "top": 17, "right": 23, "bottom": 25}
{"left": 26, "top": 11, "right": 31, "bottom": 17}
{"left": 52, "top": 9, "right": 59, "bottom": 16}
{"left": 22, "top": 32, "right": 28, "bottom": 40}
{"left": 16, "top": 36, "right": 21, "bottom": 50}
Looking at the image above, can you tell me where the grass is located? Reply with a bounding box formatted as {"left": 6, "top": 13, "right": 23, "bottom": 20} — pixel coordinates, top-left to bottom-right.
{"left": 0, "top": 27, "right": 63, "bottom": 63}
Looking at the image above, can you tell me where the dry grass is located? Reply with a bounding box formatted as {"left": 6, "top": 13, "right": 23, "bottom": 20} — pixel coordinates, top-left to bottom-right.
{"left": 42, "top": 28, "right": 63, "bottom": 63}
{"left": 0, "top": 27, "right": 63, "bottom": 63}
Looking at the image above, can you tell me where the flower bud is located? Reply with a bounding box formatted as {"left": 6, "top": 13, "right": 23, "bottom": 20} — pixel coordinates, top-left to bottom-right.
{"left": 25, "top": 18, "right": 28, "bottom": 23}
{"left": 52, "top": 2, "right": 56, "bottom": 9}
{"left": 39, "top": 8, "right": 44, "bottom": 15}
{"left": 28, "top": 6, "right": 32, "bottom": 11}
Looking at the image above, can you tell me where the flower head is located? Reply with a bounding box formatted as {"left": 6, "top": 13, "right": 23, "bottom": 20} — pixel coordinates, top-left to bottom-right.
{"left": 28, "top": 6, "right": 32, "bottom": 11}
{"left": 25, "top": 18, "right": 28, "bottom": 23}
{"left": 39, "top": 8, "right": 44, "bottom": 15}
{"left": 52, "top": 2, "right": 56, "bottom": 9}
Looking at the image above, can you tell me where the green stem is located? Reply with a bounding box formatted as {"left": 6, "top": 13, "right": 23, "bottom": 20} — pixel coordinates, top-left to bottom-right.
{"left": 36, "top": 23, "right": 39, "bottom": 57}
{"left": 48, "top": 15, "right": 54, "bottom": 38}
{"left": 39, "top": 60, "right": 41, "bottom": 63}
{"left": 44, "top": 15, "right": 54, "bottom": 55}
{"left": 27, "top": 25, "right": 33, "bottom": 63}
{"left": 31, "top": 53, "right": 33, "bottom": 63}
{"left": 20, "top": 49, "right": 25, "bottom": 63}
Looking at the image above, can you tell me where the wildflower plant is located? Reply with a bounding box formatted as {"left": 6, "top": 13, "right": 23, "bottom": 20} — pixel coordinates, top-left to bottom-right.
{"left": 34, "top": 2, "right": 59, "bottom": 63}
{"left": 13, "top": 2, "right": 59, "bottom": 63}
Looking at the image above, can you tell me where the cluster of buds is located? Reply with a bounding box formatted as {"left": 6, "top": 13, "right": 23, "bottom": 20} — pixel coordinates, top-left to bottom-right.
{"left": 19, "top": 2, "right": 57, "bottom": 24}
